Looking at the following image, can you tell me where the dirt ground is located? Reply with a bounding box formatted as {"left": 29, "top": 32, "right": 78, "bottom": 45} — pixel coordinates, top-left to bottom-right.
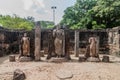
{"left": 0, "top": 54, "right": 120, "bottom": 80}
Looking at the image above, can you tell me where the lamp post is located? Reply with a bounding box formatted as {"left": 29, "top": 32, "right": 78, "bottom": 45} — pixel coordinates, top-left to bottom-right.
{"left": 51, "top": 6, "right": 57, "bottom": 25}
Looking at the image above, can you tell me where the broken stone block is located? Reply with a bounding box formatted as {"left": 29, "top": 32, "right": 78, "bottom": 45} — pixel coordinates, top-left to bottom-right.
{"left": 13, "top": 69, "right": 26, "bottom": 80}
{"left": 102, "top": 56, "right": 109, "bottom": 62}
{"left": 56, "top": 69, "right": 73, "bottom": 79}
{"left": 9, "top": 55, "right": 15, "bottom": 62}
{"left": 87, "top": 57, "right": 100, "bottom": 62}
{"left": 19, "top": 56, "right": 32, "bottom": 62}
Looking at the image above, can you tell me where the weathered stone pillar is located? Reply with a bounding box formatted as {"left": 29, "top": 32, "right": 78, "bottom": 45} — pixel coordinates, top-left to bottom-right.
{"left": 34, "top": 22, "right": 41, "bottom": 61}
{"left": 74, "top": 30, "right": 79, "bottom": 57}
{"left": 96, "top": 36, "right": 99, "bottom": 56}
{"left": 108, "top": 31, "right": 113, "bottom": 54}
{"left": 108, "top": 31, "right": 113, "bottom": 44}
{"left": 63, "top": 30, "right": 65, "bottom": 56}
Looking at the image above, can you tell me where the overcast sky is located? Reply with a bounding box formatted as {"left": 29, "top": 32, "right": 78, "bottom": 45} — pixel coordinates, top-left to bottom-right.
{"left": 0, "top": 0, "right": 76, "bottom": 24}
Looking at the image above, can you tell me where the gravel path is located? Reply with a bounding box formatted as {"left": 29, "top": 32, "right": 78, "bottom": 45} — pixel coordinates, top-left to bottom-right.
{"left": 0, "top": 55, "right": 120, "bottom": 80}
{"left": 0, "top": 55, "right": 9, "bottom": 64}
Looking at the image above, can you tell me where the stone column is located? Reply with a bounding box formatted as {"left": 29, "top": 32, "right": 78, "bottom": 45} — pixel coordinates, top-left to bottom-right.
{"left": 34, "top": 22, "right": 41, "bottom": 61}
{"left": 117, "top": 32, "right": 119, "bottom": 49}
{"left": 108, "top": 31, "right": 113, "bottom": 54}
{"left": 63, "top": 30, "right": 65, "bottom": 56}
{"left": 108, "top": 32, "right": 113, "bottom": 44}
{"left": 74, "top": 30, "right": 79, "bottom": 57}
{"left": 96, "top": 36, "right": 99, "bottom": 56}
{"left": 119, "top": 33, "right": 120, "bottom": 49}
{"left": 18, "top": 33, "right": 22, "bottom": 55}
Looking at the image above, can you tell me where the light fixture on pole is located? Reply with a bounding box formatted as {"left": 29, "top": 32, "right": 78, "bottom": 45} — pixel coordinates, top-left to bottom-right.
{"left": 51, "top": 6, "right": 57, "bottom": 25}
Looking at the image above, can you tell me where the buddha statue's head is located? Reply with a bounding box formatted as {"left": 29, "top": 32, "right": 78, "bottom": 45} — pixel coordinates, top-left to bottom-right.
{"left": 24, "top": 33, "right": 27, "bottom": 37}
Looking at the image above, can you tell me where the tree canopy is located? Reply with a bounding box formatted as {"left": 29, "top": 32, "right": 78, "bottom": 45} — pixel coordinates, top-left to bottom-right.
{"left": 0, "top": 15, "right": 34, "bottom": 30}
{"left": 0, "top": 14, "right": 54, "bottom": 30}
{"left": 39, "top": 21, "right": 54, "bottom": 29}
{"left": 61, "top": 0, "right": 120, "bottom": 29}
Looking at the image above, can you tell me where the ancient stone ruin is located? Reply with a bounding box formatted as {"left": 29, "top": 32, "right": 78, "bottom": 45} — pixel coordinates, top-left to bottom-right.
{"left": 46, "top": 25, "right": 71, "bottom": 61}
{"left": 0, "top": 25, "right": 120, "bottom": 62}
{"left": 84, "top": 35, "right": 100, "bottom": 62}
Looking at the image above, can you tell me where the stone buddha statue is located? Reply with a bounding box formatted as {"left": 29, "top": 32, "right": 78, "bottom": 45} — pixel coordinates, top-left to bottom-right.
{"left": 85, "top": 34, "right": 100, "bottom": 62}
{"left": 53, "top": 25, "right": 65, "bottom": 57}
{"left": 89, "top": 36, "right": 98, "bottom": 57}
{"left": 19, "top": 33, "right": 30, "bottom": 57}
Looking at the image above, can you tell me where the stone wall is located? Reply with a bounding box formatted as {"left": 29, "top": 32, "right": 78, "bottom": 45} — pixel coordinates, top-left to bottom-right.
{"left": 39, "top": 29, "right": 109, "bottom": 55}
{"left": 0, "top": 26, "right": 29, "bottom": 56}
{"left": 72, "top": 30, "right": 109, "bottom": 55}
{"left": 0, "top": 26, "right": 120, "bottom": 57}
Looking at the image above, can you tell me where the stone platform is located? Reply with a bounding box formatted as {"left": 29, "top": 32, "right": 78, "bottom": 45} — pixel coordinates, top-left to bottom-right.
{"left": 87, "top": 57, "right": 100, "bottom": 62}
{"left": 48, "top": 58, "right": 68, "bottom": 63}
{"left": 19, "top": 57, "right": 32, "bottom": 62}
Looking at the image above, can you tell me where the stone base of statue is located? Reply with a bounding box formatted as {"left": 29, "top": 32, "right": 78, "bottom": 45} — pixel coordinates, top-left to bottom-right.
{"left": 48, "top": 58, "right": 68, "bottom": 63}
{"left": 19, "top": 56, "right": 32, "bottom": 62}
{"left": 87, "top": 57, "right": 100, "bottom": 62}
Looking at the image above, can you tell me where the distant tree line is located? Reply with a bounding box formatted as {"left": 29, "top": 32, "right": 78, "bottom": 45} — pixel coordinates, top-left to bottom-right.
{"left": 0, "top": 14, "right": 54, "bottom": 30}
{"left": 60, "top": 0, "right": 120, "bottom": 29}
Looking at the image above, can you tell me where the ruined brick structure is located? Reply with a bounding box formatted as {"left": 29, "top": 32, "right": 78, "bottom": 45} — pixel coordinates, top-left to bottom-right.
{"left": 108, "top": 27, "right": 120, "bottom": 56}
{"left": 0, "top": 26, "right": 120, "bottom": 57}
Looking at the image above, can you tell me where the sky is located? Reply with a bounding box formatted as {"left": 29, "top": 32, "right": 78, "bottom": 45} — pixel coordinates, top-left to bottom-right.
{"left": 0, "top": 0, "right": 76, "bottom": 24}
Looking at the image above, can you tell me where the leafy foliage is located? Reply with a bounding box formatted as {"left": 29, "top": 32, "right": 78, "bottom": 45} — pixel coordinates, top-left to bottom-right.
{"left": 90, "top": 0, "right": 120, "bottom": 28}
{"left": 0, "top": 15, "right": 34, "bottom": 30}
{"left": 0, "top": 15, "right": 54, "bottom": 30}
{"left": 61, "top": 0, "right": 120, "bottom": 29}
{"left": 40, "top": 21, "right": 54, "bottom": 29}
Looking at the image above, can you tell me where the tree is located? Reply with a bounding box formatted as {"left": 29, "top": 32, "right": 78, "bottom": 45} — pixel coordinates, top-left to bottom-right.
{"left": 0, "top": 15, "right": 34, "bottom": 30}
{"left": 61, "top": 0, "right": 97, "bottom": 29}
{"left": 0, "top": 14, "right": 54, "bottom": 30}
{"left": 60, "top": 6, "right": 76, "bottom": 27}
{"left": 61, "top": 0, "right": 120, "bottom": 29}
{"left": 37, "top": 21, "right": 54, "bottom": 29}
{"left": 90, "top": 0, "right": 120, "bottom": 28}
